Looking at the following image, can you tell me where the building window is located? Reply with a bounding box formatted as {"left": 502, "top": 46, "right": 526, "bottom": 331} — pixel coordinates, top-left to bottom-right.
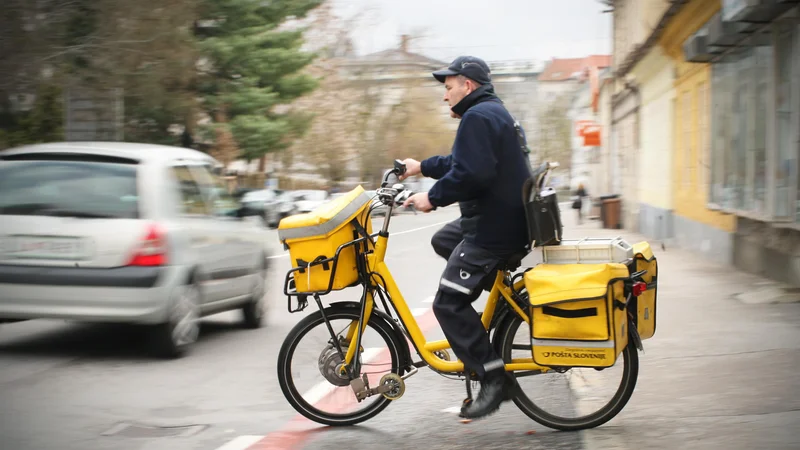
{"left": 698, "top": 82, "right": 708, "bottom": 191}
{"left": 709, "top": 29, "right": 776, "bottom": 218}
{"left": 731, "top": 46, "right": 750, "bottom": 211}
{"left": 752, "top": 43, "right": 771, "bottom": 215}
{"left": 682, "top": 91, "right": 692, "bottom": 188}
{"left": 711, "top": 50, "right": 735, "bottom": 208}
{"left": 775, "top": 24, "right": 797, "bottom": 219}
{"left": 710, "top": 55, "right": 727, "bottom": 206}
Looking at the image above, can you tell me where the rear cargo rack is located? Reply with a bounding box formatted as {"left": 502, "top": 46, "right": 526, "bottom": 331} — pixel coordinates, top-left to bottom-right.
{"left": 540, "top": 236, "right": 634, "bottom": 264}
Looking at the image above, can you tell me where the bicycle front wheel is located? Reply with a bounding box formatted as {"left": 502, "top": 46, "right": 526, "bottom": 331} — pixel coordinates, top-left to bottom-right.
{"left": 498, "top": 314, "right": 639, "bottom": 431}
{"left": 277, "top": 303, "right": 404, "bottom": 426}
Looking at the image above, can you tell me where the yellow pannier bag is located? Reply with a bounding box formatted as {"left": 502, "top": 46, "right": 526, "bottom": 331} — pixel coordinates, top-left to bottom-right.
{"left": 628, "top": 242, "right": 658, "bottom": 340}
{"left": 278, "top": 186, "right": 373, "bottom": 293}
{"left": 525, "top": 263, "right": 630, "bottom": 368}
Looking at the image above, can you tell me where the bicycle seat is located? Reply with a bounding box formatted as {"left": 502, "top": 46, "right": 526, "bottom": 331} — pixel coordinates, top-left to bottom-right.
{"left": 498, "top": 251, "right": 528, "bottom": 272}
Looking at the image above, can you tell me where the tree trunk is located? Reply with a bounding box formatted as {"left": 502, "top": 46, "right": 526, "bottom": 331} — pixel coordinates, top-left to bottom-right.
{"left": 258, "top": 154, "right": 266, "bottom": 173}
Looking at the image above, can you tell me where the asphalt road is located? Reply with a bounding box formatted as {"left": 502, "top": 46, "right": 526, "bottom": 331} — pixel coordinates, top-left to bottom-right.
{"left": 0, "top": 205, "right": 584, "bottom": 450}
{"left": 6, "top": 201, "right": 797, "bottom": 450}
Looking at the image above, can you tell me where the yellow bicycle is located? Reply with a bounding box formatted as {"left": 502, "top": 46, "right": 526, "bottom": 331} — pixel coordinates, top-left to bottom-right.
{"left": 276, "top": 161, "right": 653, "bottom": 431}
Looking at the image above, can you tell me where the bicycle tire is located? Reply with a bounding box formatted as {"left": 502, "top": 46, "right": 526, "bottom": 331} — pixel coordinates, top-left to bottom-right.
{"left": 497, "top": 314, "right": 639, "bottom": 431}
{"left": 277, "top": 303, "right": 404, "bottom": 426}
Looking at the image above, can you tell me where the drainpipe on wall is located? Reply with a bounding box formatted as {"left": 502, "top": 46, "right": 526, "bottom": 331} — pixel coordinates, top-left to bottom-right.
{"left": 625, "top": 78, "right": 662, "bottom": 241}
{"left": 615, "top": 78, "right": 642, "bottom": 232}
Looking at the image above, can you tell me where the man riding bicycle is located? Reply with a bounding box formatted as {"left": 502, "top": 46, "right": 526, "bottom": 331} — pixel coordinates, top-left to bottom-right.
{"left": 400, "top": 56, "right": 532, "bottom": 420}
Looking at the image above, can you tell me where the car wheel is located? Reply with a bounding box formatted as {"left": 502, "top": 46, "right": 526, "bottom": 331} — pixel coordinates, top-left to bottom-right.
{"left": 152, "top": 281, "right": 201, "bottom": 358}
{"left": 269, "top": 211, "right": 281, "bottom": 228}
{"left": 242, "top": 257, "right": 267, "bottom": 329}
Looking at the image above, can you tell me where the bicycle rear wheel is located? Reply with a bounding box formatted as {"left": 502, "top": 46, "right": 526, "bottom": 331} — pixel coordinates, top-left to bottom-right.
{"left": 497, "top": 314, "right": 639, "bottom": 431}
{"left": 277, "top": 303, "right": 404, "bottom": 426}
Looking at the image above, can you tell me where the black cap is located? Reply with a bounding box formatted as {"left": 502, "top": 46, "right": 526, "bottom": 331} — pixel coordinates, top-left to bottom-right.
{"left": 432, "top": 56, "right": 492, "bottom": 85}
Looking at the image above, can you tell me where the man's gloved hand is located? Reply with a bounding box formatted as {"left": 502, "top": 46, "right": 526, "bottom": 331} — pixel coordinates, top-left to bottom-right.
{"left": 398, "top": 158, "right": 421, "bottom": 181}
{"left": 403, "top": 192, "right": 434, "bottom": 213}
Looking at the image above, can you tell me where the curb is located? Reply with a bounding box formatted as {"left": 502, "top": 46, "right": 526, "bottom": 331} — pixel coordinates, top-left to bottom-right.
{"left": 732, "top": 283, "right": 800, "bottom": 305}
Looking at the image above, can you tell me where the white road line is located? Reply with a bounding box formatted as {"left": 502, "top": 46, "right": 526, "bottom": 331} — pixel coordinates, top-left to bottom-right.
{"left": 391, "top": 220, "right": 451, "bottom": 236}
{"left": 214, "top": 435, "right": 264, "bottom": 450}
{"left": 422, "top": 296, "right": 436, "bottom": 304}
{"left": 442, "top": 406, "right": 462, "bottom": 414}
{"left": 300, "top": 347, "right": 384, "bottom": 405}
{"left": 266, "top": 219, "right": 451, "bottom": 260}
{"left": 411, "top": 308, "right": 429, "bottom": 317}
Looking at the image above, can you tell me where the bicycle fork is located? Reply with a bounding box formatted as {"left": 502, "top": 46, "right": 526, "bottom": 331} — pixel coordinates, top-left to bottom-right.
{"left": 314, "top": 289, "right": 413, "bottom": 403}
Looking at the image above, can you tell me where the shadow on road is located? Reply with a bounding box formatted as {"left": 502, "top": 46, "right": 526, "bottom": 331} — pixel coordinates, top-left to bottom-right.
{"left": 0, "top": 318, "right": 253, "bottom": 361}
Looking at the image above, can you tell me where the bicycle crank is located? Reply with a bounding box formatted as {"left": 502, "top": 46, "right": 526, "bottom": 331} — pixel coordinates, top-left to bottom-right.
{"left": 379, "top": 373, "right": 405, "bottom": 400}
{"left": 349, "top": 372, "right": 406, "bottom": 402}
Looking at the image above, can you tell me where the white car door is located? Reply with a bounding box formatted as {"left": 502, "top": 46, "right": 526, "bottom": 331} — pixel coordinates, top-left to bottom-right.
{"left": 189, "top": 164, "right": 255, "bottom": 301}
{"left": 169, "top": 164, "right": 237, "bottom": 303}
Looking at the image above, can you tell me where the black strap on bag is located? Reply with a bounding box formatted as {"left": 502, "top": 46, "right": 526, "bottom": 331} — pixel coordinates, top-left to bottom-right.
{"left": 542, "top": 305, "right": 598, "bottom": 319}
{"left": 511, "top": 115, "right": 535, "bottom": 177}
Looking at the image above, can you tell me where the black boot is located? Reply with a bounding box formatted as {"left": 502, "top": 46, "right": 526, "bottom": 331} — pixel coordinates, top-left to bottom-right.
{"left": 460, "top": 369, "right": 516, "bottom": 419}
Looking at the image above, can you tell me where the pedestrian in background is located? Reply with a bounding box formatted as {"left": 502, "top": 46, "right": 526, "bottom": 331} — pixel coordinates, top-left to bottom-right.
{"left": 573, "top": 183, "right": 587, "bottom": 224}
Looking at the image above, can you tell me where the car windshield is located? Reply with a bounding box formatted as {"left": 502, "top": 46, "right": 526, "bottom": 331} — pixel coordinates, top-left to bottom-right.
{"left": 0, "top": 159, "right": 139, "bottom": 219}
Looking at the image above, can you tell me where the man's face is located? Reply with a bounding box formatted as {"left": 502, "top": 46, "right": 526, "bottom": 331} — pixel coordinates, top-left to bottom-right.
{"left": 443, "top": 75, "right": 474, "bottom": 118}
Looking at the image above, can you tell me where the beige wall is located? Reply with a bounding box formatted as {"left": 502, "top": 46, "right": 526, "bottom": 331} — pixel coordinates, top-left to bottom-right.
{"left": 632, "top": 47, "right": 675, "bottom": 210}
{"left": 613, "top": 0, "right": 671, "bottom": 93}
{"left": 598, "top": 80, "right": 614, "bottom": 197}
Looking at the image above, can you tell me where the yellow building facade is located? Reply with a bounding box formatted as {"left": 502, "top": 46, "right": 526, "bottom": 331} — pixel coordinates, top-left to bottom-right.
{"left": 653, "top": 0, "right": 800, "bottom": 284}
{"left": 630, "top": 45, "right": 676, "bottom": 242}
{"left": 659, "top": 0, "right": 737, "bottom": 264}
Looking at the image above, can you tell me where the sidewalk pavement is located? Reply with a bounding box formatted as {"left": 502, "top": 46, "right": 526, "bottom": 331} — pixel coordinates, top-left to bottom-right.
{"left": 561, "top": 214, "right": 800, "bottom": 449}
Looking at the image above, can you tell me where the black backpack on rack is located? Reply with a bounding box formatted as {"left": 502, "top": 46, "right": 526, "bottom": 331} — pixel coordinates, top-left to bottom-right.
{"left": 512, "top": 120, "right": 563, "bottom": 249}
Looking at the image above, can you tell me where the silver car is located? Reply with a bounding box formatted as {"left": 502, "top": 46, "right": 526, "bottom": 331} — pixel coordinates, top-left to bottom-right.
{"left": 291, "top": 190, "right": 329, "bottom": 213}
{"left": 241, "top": 189, "right": 298, "bottom": 228}
{"left": 0, "top": 142, "right": 271, "bottom": 357}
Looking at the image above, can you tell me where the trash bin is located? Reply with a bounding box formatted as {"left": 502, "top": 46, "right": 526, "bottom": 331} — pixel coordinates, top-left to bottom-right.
{"left": 601, "top": 195, "right": 622, "bottom": 229}
{"left": 598, "top": 194, "right": 618, "bottom": 229}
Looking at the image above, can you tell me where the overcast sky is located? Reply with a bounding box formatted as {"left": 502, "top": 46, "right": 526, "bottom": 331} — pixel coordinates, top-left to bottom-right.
{"left": 330, "top": 0, "right": 612, "bottom": 64}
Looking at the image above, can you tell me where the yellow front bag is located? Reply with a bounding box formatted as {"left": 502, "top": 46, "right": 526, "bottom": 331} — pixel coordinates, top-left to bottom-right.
{"left": 525, "top": 263, "right": 630, "bottom": 368}
{"left": 628, "top": 242, "right": 658, "bottom": 340}
{"left": 278, "top": 186, "right": 373, "bottom": 293}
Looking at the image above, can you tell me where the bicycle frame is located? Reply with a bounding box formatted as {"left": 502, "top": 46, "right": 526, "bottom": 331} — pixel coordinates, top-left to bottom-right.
{"left": 338, "top": 205, "right": 550, "bottom": 375}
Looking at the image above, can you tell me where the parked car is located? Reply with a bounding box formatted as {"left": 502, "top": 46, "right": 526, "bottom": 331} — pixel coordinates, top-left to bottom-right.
{"left": 0, "top": 142, "right": 271, "bottom": 358}
{"left": 291, "top": 189, "right": 329, "bottom": 213}
{"left": 240, "top": 188, "right": 298, "bottom": 228}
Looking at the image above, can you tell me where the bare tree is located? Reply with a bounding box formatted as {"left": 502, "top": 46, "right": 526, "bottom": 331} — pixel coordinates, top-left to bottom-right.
{"left": 281, "top": 8, "right": 452, "bottom": 190}
{"left": 535, "top": 93, "right": 574, "bottom": 181}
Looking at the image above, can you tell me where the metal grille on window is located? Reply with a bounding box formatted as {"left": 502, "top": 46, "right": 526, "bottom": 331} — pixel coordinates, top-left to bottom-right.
{"left": 683, "top": 91, "right": 692, "bottom": 189}
{"left": 775, "top": 25, "right": 796, "bottom": 219}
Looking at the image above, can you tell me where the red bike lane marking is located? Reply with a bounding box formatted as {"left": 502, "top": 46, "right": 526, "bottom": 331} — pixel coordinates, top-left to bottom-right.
{"left": 246, "top": 308, "right": 441, "bottom": 450}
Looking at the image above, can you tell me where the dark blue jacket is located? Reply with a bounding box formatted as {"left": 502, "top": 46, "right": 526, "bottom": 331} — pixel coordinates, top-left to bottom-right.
{"left": 421, "top": 84, "right": 530, "bottom": 255}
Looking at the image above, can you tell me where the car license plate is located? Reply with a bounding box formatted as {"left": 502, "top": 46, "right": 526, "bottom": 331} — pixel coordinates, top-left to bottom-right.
{"left": 2, "top": 236, "right": 90, "bottom": 260}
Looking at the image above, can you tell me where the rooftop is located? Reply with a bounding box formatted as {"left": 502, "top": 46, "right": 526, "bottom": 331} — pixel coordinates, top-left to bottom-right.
{"left": 538, "top": 55, "right": 612, "bottom": 82}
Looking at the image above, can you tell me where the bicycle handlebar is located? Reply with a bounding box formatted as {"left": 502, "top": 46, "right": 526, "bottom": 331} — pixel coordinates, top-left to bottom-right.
{"left": 376, "top": 158, "right": 562, "bottom": 209}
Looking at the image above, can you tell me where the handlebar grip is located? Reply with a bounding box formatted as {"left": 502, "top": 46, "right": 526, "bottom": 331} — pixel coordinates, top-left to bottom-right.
{"left": 394, "top": 159, "right": 407, "bottom": 176}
